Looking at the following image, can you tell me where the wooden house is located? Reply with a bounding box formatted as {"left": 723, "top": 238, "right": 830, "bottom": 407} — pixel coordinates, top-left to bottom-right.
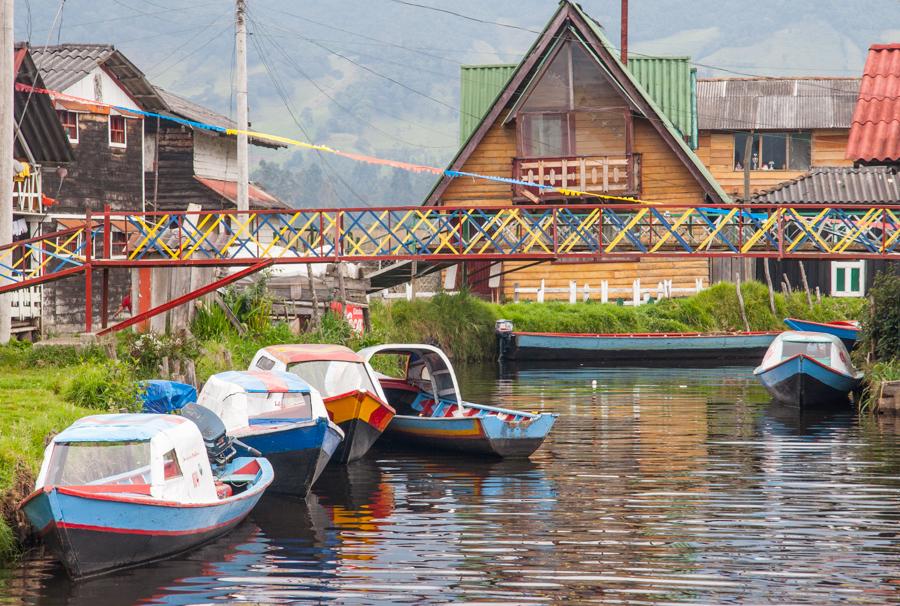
{"left": 424, "top": 0, "right": 729, "bottom": 301}
{"left": 24, "top": 44, "right": 286, "bottom": 334}
{"left": 694, "top": 77, "right": 860, "bottom": 198}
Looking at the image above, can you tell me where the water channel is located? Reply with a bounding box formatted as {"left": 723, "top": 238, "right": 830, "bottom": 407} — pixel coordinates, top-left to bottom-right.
{"left": 3, "top": 364, "right": 900, "bottom": 604}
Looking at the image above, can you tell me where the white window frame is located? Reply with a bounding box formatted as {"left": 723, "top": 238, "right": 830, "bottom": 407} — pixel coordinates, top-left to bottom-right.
{"left": 830, "top": 260, "right": 865, "bottom": 297}
{"left": 57, "top": 110, "right": 79, "bottom": 144}
{"left": 108, "top": 114, "right": 127, "bottom": 149}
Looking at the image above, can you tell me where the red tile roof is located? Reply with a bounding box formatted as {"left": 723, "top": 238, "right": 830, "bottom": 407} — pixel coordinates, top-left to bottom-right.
{"left": 194, "top": 176, "right": 289, "bottom": 210}
{"left": 847, "top": 43, "right": 900, "bottom": 162}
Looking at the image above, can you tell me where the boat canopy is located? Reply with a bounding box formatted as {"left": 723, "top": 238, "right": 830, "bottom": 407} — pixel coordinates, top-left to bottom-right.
{"left": 198, "top": 370, "right": 322, "bottom": 433}
{"left": 250, "top": 345, "right": 379, "bottom": 399}
{"left": 36, "top": 414, "right": 218, "bottom": 503}
{"left": 357, "top": 344, "right": 462, "bottom": 404}
{"left": 759, "top": 331, "right": 858, "bottom": 376}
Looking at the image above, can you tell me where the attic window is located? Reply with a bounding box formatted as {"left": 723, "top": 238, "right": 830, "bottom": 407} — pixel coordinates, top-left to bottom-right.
{"left": 57, "top": 110, "right": 79, "bottom": 143}
{"left": 109, "top": 115, "right": 127, "bottom": 148}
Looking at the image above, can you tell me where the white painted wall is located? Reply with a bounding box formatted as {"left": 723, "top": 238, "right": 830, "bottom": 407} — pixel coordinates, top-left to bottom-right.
{"left": 61, "top": 67, "right": 136, "bottom": 108}
{"left": 193, "top": 130, "right": 238, "bottom": 181}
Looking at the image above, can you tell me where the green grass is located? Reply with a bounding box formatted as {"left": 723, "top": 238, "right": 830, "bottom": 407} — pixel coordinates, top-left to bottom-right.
{"left": 0, "top": 365, "right": 93, "bottom": 560}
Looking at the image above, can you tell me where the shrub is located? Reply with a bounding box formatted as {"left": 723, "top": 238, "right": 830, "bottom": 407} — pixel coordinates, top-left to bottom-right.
{"left": 63, "top": 361, "right": 144, "bottom": 412}
{"left": 859, "top": 271, "right": 900, "bottom": 363}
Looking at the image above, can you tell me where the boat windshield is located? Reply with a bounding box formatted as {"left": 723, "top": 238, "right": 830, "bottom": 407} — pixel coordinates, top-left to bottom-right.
{"left": 45, "top": 440, "right": 151, "bottom": 486}
{"left": 783, "top": 340, "right": 831, "bottom": 364}
{"left": 244, "top": 392, "right": 312, "bottom": 418}
{"left": 287, "top": 360, "right": 376, "bottom": 396}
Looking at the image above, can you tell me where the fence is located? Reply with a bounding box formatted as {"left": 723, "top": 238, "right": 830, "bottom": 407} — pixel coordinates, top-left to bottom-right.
{"left": 512, "top": 277, "right": 706, "bottom": 306}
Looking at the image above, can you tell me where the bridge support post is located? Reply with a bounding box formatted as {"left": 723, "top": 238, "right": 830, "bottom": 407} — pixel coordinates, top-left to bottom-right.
{"left": 84, "top": 209, "right": 93, "bottom": 334}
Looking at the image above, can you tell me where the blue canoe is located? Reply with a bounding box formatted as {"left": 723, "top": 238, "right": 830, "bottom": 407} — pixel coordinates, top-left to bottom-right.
{"left": 754, "top": 332, "right": 863, "bottom": 407}
{"left": 197, "top": 370, "right": 344, "bottom": 497}
{"left": 496, "top": 323, "right": 779, "bottom": 365}
{"left": 358, "top": 344, "right": 558, "bottom": 458}
{"left": 783, "top": 318, "right": 859, "bottom": 350}
{"left": 19, "top": 414, "right": 273, "bottom": 579}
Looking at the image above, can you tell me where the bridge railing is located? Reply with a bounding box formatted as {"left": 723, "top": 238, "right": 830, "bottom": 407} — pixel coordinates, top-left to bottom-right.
{"left": 1, "top": 203, "right": 898, "bottom": 294}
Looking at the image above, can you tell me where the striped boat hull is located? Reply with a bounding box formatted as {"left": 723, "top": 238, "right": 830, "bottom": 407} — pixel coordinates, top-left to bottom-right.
{"left": 323, "top": 391, "right": 395, "bottom": 464}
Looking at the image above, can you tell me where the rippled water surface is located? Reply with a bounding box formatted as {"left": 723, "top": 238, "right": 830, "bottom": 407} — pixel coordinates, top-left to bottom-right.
{"left": 4, "top": 364, "right": 900, "bottom": 604}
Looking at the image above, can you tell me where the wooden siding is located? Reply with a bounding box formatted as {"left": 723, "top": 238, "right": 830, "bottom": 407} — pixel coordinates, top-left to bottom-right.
{"left": 440, "top": 114, "right": 517, "bottom": 207}
{"left": 633, "top": 118, "right": 706, "bottom": 203}
{"left": 502, "top": 258, "right": 709, "bottom": 301}
{"left": 42, "top": 114, "right": 144, "bottom": 213}
{"left": 42, "top": 268, "right": 131, "bottom": 334}
{"left": 147, "top": 125, "right": 230, "bottom": 211}
{"left": 193, "top": 131, "right": 239, "bottom": 181}
{"left": 695, "top": 129, "right": 852, "bottom": 197}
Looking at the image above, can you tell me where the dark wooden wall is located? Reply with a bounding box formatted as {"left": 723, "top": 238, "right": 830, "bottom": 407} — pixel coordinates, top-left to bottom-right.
{"left": 145, "top": 125, "right": 229, "bottom": 212}
{"left": 42, "top": 114, "right": 144, "bottom": 213}
{"left": 754, "top": 259, "right": 900, "bottom": 294}
{"left": 43, "top": 268, "right": 132, "bottom": 334}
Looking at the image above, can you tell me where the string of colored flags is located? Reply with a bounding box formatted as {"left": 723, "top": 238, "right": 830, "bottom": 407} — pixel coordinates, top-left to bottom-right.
{"left": 15, "top": 82, "right": 654, "bottom": 205}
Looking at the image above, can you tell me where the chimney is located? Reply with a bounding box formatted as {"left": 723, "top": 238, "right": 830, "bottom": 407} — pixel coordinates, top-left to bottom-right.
{"left": 621, "top": 0, "right": 628, "bottom": 65}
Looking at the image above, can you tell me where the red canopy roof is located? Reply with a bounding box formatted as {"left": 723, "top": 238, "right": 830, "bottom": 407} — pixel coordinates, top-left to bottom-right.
{"left": 847, "top": 43, "right": 900, "bottom": 162}
{"left": 261, "top": 344, "right": 363, "bottom": 364}
{"left": 194, "top": 176, "right": 288, "bottom": 210}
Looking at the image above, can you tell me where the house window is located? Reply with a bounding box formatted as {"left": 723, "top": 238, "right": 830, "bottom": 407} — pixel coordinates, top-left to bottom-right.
{"left": 831, "top": 261, "right": 865, "bottom": 297}
{"left": 162, "top": 449, "right": 182, "bottom": 481}
{"left": 519, "top": 113, "right": 572, "bottom": 158}
{"left": 57, "top": 110, "right": 79, "bottom": 143}
{"left": 733, "top": 132, "right": 810, "bottom": 171}
{"left": 109, "top": 115, "right": 127, "bottom": 148}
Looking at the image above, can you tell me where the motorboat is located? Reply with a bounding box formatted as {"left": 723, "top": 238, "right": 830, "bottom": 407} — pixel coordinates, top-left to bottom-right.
{"left": 358, "top": 344, "right": 557, "bottom": 458}
{"left": 783, "top": 318, "right": 860, "bottom": 350}
{"left": 197, "top": 370, "right": 344, "bottom": 496}
{"left": 754, "top": 331, "right": 863, "bottom": 407}
{"left": 250, "top": 344, "right": 395, "bottom": 464}
{"left": 18, "top": 412, "right": 272, "bottom": 579}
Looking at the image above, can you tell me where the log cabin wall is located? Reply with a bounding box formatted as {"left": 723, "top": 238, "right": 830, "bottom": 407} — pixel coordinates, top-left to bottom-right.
{"left": 42, "top": 114, "right": 144, "bottom": 213}
{"left": 695, "top": 129, "right": 852, "bottom": 198}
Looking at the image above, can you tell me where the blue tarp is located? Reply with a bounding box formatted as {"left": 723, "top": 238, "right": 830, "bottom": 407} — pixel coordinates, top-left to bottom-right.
{"left": 139, "top": 380, "right": 197, "bottom": 414}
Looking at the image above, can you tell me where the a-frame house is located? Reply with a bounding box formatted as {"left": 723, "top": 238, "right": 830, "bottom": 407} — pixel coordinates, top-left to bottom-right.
{"left": 425, "top": 0, "right": 730, "bottom": 301}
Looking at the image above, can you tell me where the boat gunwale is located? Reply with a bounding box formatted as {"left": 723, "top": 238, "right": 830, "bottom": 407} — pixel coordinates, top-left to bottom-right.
{"left": 510, "top": 330, "right": 780, "bottom": 339}
{"left": 753, "top": 353, "right": 863, "bottom": 380}
{"left": 322, "top": 389, "right": 397, "bottom": 415}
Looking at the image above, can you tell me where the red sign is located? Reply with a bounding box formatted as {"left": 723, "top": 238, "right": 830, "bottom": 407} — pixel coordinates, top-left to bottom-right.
{"left": 330, "top": 301, "right": 365, "bottom": 335}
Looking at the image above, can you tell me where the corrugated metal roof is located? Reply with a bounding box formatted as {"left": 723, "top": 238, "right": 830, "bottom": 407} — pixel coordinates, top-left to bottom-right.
{"left": 750, "top": 166, "right": 900, "bottom": 204}
{"left": 696, "top": 77, "right": 860, "bottom": 130}
{"left": 458, "top": 58, "right": 695, "bottom": 144}
{"left": 847, "top": 43, "right": 900, "bottom": 162}
{"left": 13, "top": 44, "right": 73, "bottom": 164}
{"left": 626, "top": 56, "right": 694, "bottom": 139}
{"left": 31, "top": 44, "right": 167, "bottom": 112}
{"left": 459, "top": 65, "right": 517, "bottom": 144}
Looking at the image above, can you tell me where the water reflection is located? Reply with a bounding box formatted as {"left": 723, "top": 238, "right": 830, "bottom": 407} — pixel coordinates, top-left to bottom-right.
{"left": 3, "top": 364, "right": 900, "bottom": 604}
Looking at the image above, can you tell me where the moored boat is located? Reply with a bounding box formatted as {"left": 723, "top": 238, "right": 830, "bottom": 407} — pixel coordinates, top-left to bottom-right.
{"left": 250, "top": 345, "right": 395, "bottom": 464}
{"left": 754, "top": 331, "right": 863, "bottom": 407}
{"left": 198, "top": 370, "right": 344, "bottom": 496}
{"left": 358, "top": 344, "right": 558, "bottom": 458}
{"left": 783, "top": 318, "right": 860, "bottom": 350}
{"left": 18, "top": 413, "right": 273, "bottom": 579}
{"left": 496, "top": 320, "right": 778, "bottom": 365}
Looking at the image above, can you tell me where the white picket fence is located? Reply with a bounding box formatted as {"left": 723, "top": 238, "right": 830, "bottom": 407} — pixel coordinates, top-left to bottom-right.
{"left": 375, "top": 283, "right": 460, "bottom": 301}
{"left": 9, "top": 286, "right": 42, "bottom": 320}
{"left": 512, "top": 277, "right": 705, "bottom": 306}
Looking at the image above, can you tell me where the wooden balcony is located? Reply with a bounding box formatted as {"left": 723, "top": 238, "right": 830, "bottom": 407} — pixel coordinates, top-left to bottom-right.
{"left": 512, "top": 154, "right": 641, "bottom": 202}
{"left": 13, "top": 168, "right": 43, "bottom": 214}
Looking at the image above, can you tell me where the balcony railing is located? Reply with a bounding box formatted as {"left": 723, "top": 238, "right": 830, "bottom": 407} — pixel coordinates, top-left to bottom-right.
{"left": 512, "top": 154, "right": 641, "bottom": 202}
{"left": 13, "top": 167, "right": 43, "bottom": 214}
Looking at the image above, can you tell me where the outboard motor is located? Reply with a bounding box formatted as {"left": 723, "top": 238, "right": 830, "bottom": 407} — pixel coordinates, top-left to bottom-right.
{"left": 180, "top": 403, "right": 238, "bottom": 469}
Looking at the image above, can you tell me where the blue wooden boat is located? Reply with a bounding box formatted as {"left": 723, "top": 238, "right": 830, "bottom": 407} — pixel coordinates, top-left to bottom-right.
{"left": 358, "top": 344, "right": 558, "bottom": 458}
{"left": 18, "top": 413, "right": 273, "bottom": 579}
{"left": 496, "top": 320, "right": 778, "bottom": 365}
{"left": 783, "top": 318, "right": 860, "bottom": 350}
{"left": 754, "top": 332, "right": 863, "bottom": 407}
{"left": 197, "top": 370, "right": 344, "bottom": 497}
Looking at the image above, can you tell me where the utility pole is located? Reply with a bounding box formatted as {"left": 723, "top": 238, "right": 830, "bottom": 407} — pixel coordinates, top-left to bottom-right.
{"left": 235, "top": 0, "right": 249, "bottom": 215}
{"left": 0, "top": 0, "right": 14, "bottom": 344}
{"left": 620, "top": 0, "right": 628, "bottom": 65}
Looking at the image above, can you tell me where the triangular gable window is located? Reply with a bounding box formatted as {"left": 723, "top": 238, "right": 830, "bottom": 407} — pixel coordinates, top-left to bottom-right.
{"left": 515, "top": 38, "right": 628, "bottom": 159}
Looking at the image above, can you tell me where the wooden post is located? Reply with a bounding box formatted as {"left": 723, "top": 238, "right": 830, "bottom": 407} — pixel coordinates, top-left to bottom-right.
{"left": 632, "top": 279, "right": 640, "bottom": 307}
{"left": 306, "top": 263, "right": 319, "bottom": 325}
{"left": 815, "top": 286, "right": 822, "bottom": 304}
{"left": 569, "top": 280, "right": 577, "bottom": 304}
{"left": 583, "top": 283, "right": 590, "bottom": 303}
{"left": 601, "top": 280, "right": 609, "bottom": 303}
{"left": 336, "top": 261, "right": 347, "bottom": 304}
{"left": 513, "top": 283, "right": 519, "bottom": 303}
{"left": 537, "top": 279, "right": 545, "bottom": 303}
{"left": 0, "top": 0, "right": 12, "bottom": 344}
{"left": 798, "top": 261, "right": 813, "bottom": 309}
{"left": 410, "top": 261, "right": 417, "bottom": 300}
{"left": 735, "top": 273, "right": 750, "bottom": 332}
{"left": 763, "top": 258, "right": 776, "bottom": 316}
{"left": 782, "top": 273, "right": 793, "bottom": 294}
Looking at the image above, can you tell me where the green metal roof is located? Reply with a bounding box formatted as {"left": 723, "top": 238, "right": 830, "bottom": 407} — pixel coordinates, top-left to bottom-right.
{"left": 458, "top": 58, "right": 696, "bottom": 146}
{"left": 459, "top": 65, "right": 517, "bottom": 144}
